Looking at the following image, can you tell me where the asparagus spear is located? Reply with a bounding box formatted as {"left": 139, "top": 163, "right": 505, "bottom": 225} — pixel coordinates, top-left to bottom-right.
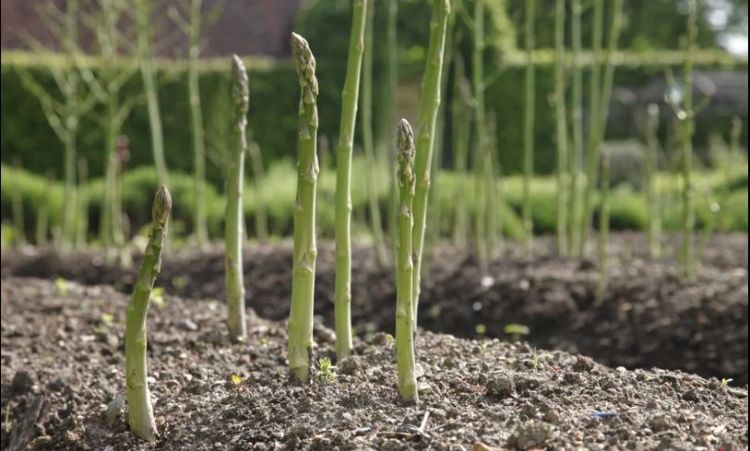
{"left": 225, "top": 55, "right": 249, "bottom": 343}
{"left": 522, "top": 0, "right": 536, "bottom": 255}
{"left": 288, "top": 33, "right": 320, "bottom": 383}
{"left": 125, "top": 185, "right": 171, "bottom": 442}
{"left": 411, "top": 0, "right": 451, "bottom": 319}
{"left": 554, "top": 0, "right": 569, "bottom": 256}
{"left": 335, "top": 0, "right": 368, "bottom": 360}
{"left": 644, "top": 104, "right": 661, "bottom": 259}
{"left": 596, "top": 148, "right": 610, "bottom": 303}
{"left": 395, "top": 118, "right": 418, "bottom": 403}
{"left": 679, "top": 0, "right": 698, "bottom": 280}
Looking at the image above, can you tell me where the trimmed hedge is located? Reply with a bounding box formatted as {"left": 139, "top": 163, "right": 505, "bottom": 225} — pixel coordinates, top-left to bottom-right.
{"left": 2, "top": 49, "right": 746, "bottom": 187}
{"left": 1, "top": 162, "right": 746, "bottom": 246}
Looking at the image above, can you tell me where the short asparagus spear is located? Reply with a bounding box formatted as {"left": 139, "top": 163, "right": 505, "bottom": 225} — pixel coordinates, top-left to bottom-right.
{"left": 335, "top": 0, "right": 368, "bottom": 360}
{"left": 225, "top": 55, "right": 249, "bottom": 343}
{"left": 288, "top": 33, "right": 320, "bottom": 383}
{"left": 125, "top": 185, "right": 171, "bottom": 442}
{"left": 395, "top": 118, "right": 418, "bottom": 403}
{"left": 411, "top": 0, "right": 451, "bottom": 318}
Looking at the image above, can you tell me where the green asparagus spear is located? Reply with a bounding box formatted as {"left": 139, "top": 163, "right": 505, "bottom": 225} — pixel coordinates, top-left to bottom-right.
{"left": 395, "top": 118, "right": 418, "bottom": 403}
{"left": 125, "top": 185, "right": 171, "bottom": 442}
{"left": 225, "top": 55, "right": 249, "bottom": 343}
{"left": 288, "top": 33, "right": 320, "bottom": 383}
{"left": 335, "top": 0, "right": 368, "bottom": 360}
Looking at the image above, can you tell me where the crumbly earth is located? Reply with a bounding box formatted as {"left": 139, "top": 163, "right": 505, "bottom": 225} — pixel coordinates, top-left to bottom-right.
{"left": 3, "top": 233, "right": 747, "bottom": 384}
{"left": 1, "top": 277, "right": 747, "bottom": 450}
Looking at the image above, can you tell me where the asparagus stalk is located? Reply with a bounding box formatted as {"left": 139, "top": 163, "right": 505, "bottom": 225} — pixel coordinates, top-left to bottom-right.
{"left": 384, "top": 0, "right": 399, "bottom": 250}
{"left": 125, "top": 185, "right": 171, "bottom": 442}
{"left": 580, "top": 0, "right": 603, "bottom": 255}
{"left": 581, "top": 0, "right": 625, "bottom": 255}
{"left": 335, "top": 0, "right": 368, "bottom": 360}
{"left": 554, "top": 0, "right": 569, "bottom": 256}
{"left": 568, "top": 0, "right": 584, "bottom": 256}
{"left": 471, "top": 0, "right": 489, "bottom": 274}
{"left": 11, "top": 159, "right": 26, "bottom": 246}
{"left": 680, "top": 0, "right": 697, "bottom": 280}
{"left": 288, "top": 33, "right": 320, "bottom": 383}
{"left": 644, "top": 104, "right": 661, "bottom": 259}
{"left": 225, "top": 55, "right": 249, "bottom": 343}
{"left": 411, "top": 0, "right": 451, "bottom": 319}
{"left": 451, "top": 55, "right": 471, "bottom": 247}
{"left": 595, "top": 148, "right": 610, "bottom": 303}
{"left": 522, "top": 0, "right": 536, "bottom": 255}
{"left": 395, "top": 118, "right": 418, "bottom": 403}
{"left": 76, "top": 158, "right": 89, "bottom": 247}
{"left": 360, "top": 0, "right": 388, "bottom": 266}
{"left": 247, "top": 141, "right": 269, "bottom": 241}
{"left": 135, "top": 0, "right": 169, "bottom": 187}
{"left": 188, "top": 0, "right": 208, "bottom": 246}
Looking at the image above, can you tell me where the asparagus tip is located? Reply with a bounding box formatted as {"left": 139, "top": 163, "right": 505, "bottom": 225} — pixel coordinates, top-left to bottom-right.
{"left": 152, "top": 185, "right": 172, "bottom": 224}
{"left": 230, "top": 54, "right": 250, "bottom": 115}
{"left": 290, "top": 33, "right": 318, "bottom": 94}
{"left": 397, "top": 119, "right": 415, "bottom": 189}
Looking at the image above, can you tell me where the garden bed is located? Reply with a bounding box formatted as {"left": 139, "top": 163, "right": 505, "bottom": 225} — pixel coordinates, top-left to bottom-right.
{"left": 3, "top": 233, "right": 747, "bottom": 385}
{"left": 1, "top": 277, "right": 747, "bottom": 450}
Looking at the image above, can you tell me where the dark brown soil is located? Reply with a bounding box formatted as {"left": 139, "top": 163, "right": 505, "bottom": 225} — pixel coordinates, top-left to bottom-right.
{"left": 2, "top": 277, "right": 747, "bottom": 450}
{"left": 2, "top": 233, "right": 747, "bottom": 385}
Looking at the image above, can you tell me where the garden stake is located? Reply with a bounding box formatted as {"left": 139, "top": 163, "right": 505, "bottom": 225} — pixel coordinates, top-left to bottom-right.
{"left": 225, "top": 55, "right": 250, "bottom": 343}
{"left": 125, "top": 185, "right": 171, "bottom": 442}
{"left": 288, "top": 33, "right": 320, "bottom": 383}
{"left": 396, "top": 118, "right": 418, "bottom": 403}
{"left": 335, "top": 0, "right": 368, "bottom": 360}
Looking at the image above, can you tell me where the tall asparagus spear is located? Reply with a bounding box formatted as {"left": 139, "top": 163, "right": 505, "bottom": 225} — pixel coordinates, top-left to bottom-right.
{"left": 334, "top": 0, "right": 368, "bottom": 360}
{"left": 395, "top": 119, "right": 418, "bottom": 403}
{"left": 288, "top": 33, "right": 320, "bottom": 383}
{"left": 596, "top": 148, "right": 610, "bottom": 303}
{"left": 225, "top": 55, "right": 249, "bottom": 343}
{"left": 411, "top": 0, "right": 451, "bottom": 319}
{"left": 554, "top": 0, "right": 569, "bottom": 256}
{"left": 644, "top": 104, "right": 661, "bottom": 259}
{"left": 679, "top": 0, "right": 698, "bottom": 280}
{"left": 125, "top": 185, "right": 171, "bottom": 442}
{"left": 581, "top": 0, "right": 604, "bottom": 255}
{"left": 522, "top": 0, "right": 536, "bottom": 255}
{"left": 568, "top": 0, "right": 583, "bottom": 255}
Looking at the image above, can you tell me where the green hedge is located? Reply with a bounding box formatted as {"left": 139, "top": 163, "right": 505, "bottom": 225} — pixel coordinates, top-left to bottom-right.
{"left": 2, "top": 163, "right": 746, "bottom": 247}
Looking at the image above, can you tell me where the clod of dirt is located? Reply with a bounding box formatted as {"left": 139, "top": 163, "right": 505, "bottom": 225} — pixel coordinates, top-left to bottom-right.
{"left": 509, "top": 420, "right": 557, "bottom": 449}
{"left": 486, "top": 374, "right": 515, "bottom": 398}
{"left": 11, "top": 370, "right": 34, "bottom": 393}
{"left": 338, "top": 356, "right": 361, "bottom": 375}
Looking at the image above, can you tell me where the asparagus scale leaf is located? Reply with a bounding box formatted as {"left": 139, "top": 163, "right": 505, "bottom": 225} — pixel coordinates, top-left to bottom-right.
{"left": 288, "top": 33, "right": 320, "bottom": 383}
{"left": 125, "top": 185, "right": 171, "bottom": 442}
